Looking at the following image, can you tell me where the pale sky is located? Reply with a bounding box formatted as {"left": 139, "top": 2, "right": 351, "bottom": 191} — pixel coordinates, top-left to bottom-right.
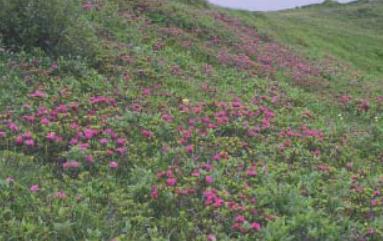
{"left": 208, "top": 0, "right": 356, "bottom": 11}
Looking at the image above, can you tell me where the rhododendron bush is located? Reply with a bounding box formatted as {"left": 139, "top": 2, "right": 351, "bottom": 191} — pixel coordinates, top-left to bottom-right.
{"left": 0, "top": 0, "right": 383, "bottom": 240}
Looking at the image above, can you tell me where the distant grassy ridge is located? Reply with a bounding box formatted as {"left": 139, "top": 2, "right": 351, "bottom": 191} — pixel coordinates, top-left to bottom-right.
{"left": 234, "top": 0, "right": 383, "bottom": 80}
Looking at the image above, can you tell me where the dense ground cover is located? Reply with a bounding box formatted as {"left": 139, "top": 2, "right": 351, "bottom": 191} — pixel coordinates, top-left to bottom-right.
{"left": 0, "top": 0, "right": 382, "bottom": 240}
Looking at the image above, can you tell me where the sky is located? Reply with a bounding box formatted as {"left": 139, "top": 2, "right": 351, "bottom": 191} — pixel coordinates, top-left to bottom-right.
{"left": 208, "top": 0, "right": 356, "bottom": 11}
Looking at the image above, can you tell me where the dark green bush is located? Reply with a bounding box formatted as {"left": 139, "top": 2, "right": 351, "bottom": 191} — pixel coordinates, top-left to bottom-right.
{"left": 0, "top": 0, "right": 100, "bottom": 60}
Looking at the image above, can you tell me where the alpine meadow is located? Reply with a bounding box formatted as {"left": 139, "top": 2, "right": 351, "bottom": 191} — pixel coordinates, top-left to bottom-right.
{"left": 0, "top": 0, "right": 382, "bottom": 240}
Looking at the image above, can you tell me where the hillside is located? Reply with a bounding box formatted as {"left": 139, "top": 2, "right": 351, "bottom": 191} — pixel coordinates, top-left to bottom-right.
{"left": 0, "top": 0, "right": 382, "bottom": 240}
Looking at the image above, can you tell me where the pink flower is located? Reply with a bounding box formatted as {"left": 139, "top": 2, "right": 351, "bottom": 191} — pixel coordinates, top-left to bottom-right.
{"left": 232, "top": 100, "right": 242, "bottom": 108}
{"left": 24, "top": 139, "right": 35, "bottom": 147}
{"left": 15, "top": 135, "right": 23, "bottom": 145}
{"left": 191, "top": 169, "right": 200, "bottom": 177}
{"left": 232, "top": 222, "right": 244, "bottom": 232}
{"left": 339, "top": 95, "right": 352, "bottom": 105}
{"left": 358, "top": 99, "right": 370, "bottom": 112}
{"left": 142, "top": 88, "right": 151, "bottom": 96}
{"left": 70, "top": 122, "right": 80, "bottom": 130}
{"left": 373, "top": 190, "right": 381, "bottom": 197}
{"left": 203, "top": 189, "right": 223, "bottom": 208}
{"left": 30, "top": 184, "right": 40, "bottom": 193}
{"left": 205, "top": 176, "right": 214, "bottom": 184}
{"left": 246, "top": 165, "right": 257, "bottom": 177}
{"left": 83, "top": 128, "right": 96, "bottom": 140}
{"left": 185, "top": 144, "right": 194, "bottom": 154}
{"left": 151, "top": 186, "right": 159, "bottom": 200}
{"left": 109, "top": 161, "right": 119, "bottom": 169}
{"left": 166, "top": 178, "right": 177, "bottom": 187}
{"left": 46, "top": 132, "right": 58, "bottom": 142}
{"left": 161, "top": 113, "right": 174, "bottom": 123}
{"left": 55, "top": 104, "right": 68, "bottom": 113}
{"left": 234, "top": 215, "right": 246, "bottom": 223}
{"left": 0, "top": 131, "right": 6, "bottom": 138}
{"left": 23, "top": 115, "right": 35, "bottom": 123}
{"left": 22, "top": 131, "right": 32, "bottom": 139}
{"left": 50, "top": 63, "right": 58, "bottom": 71}
{"left": 85, "top": 155, "right": 94, "bottom": 164}
{"left": 99, "top": 138, "right": 109, "bottom": 145}
{"left": 69, "top": 138, "right": 79, "bottom": 146}
{"left": 90, "top": 96, "right": 116, "bottom": 105}
{"left": 207, "top": 234, "right": 216, "bottom": 241}
{"left": 29, "top": 90, "right": 47, "bottom": 98}
{"left": 78, "top": 143, "right": 90, "bottom": 150}
{"left": 63, "top": 161, "right": 80, "bottom": 170}
{"left": 116, "top": 147, "right": 127, "bottom": 155}
{"left": 8, "top": 122, "right": 19, "bottom": 132}
{"left": 40, "top": 118, "right": 50, "bottom": 125}
{"left": 116, "top": 138, "right": 126, "bottom": 147}
{"left": 213, "top": 151, "right": 227, "bottom": 161}
{"left": 214, "top": 197, "right": 224, "bottom": 208}
{"left": 212, "top": 153, "right": 221, "bottom": 161}
{"left": 130, "top": 103, "right": 142, "bottom": 112}
{"left": 251, "top": 222, "right": 261, "bottom": 231}
{"left": 141, "top": 129, "right": 154, "bottom": 139}
{"left": 54, "top": 191, "right": 67, "bottom": 200}
{"left": 82, "top": 1, "right": 94, "bottom": 11}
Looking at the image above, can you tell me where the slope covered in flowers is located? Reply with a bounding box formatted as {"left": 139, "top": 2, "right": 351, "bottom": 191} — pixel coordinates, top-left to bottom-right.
{"left": 0, "top": 0, "right": 382, "bottom": 240}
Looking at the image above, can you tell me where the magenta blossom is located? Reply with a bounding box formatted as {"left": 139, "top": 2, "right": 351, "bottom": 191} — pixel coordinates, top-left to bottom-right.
{"left": 8, "top": 122, "right": 19, "bottom": 132}
{"left": 251, "top": 222, "right": 261, "bottom": 231}
{"left": 24, "top": 139, "right": 35, "bottom": 147}
{"left": 46, "top": 132, "right": 59, "bottom": 142}
{"left": 207, "top": 234, "right": 216, "bottom": 241}
{"left": 358, "top": 99, "right": 370, "bottom": 112}
{"left": 151, "top": 186, "right": 159, "bottom": 200}
{"left": 99, "top": 138, "right": 109, "bottom": 145}
{"left": 29, "top": 90, "right": 47, "bottom": 98}
{"left": 161, "top": 113, "right": 174, "bottom": 123}
{"left": 339, "top": 95, "right": 352, "bottom": 105}
{"left": 116, "top": 138, "right": 126, "bottom": 147}
{"left": 15, "top": 135, "right": 23, "bottom": 145}
{"left": 82, "top": 1, "right": 94, "bottom": 11}
{"left": 205, "top": 176, "right": 214, "bottom": 184}
{"left": 109, "top": 161, "right": 119, "bottom": 169}
{"left": 30, "top": 184, "right": 40, "bottom": 193}
{"left": 40, "top": 118, "right": 50, "bottom": 125}
{"left": 234, "top": 215, "right": 246, "bottom": 223}
{"left": 63, "top": 161, "right": 80, "bottom": 170}
{"left": 83, "top": 128, "right": 96, "bottom": 140}
{"left": 85, "top": 155, "right": 94, "bottom": 164}
{"left": 185, "top": 144, "right": 194, "bottom": 154}
{"left": 141, "top": 129, "right": 154, "bottom": 139}
{"left": 166, "top": 178, "right": 177, "bottom": 187}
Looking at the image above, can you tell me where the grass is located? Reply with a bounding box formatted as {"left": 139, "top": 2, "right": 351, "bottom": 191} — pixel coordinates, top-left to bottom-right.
{"left": 0, "top": 0, "right": 382, "bottom": 240}
{"left": 231, "top": 0, "right": 383, "bottom": 95}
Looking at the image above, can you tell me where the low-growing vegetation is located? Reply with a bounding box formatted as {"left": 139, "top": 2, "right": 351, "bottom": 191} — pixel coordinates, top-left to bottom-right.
{"left": 0, "top": 0, "right": 382, "bottom": 240}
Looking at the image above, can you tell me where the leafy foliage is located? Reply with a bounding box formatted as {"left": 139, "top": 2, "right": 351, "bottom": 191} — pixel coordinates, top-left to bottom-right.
{"left": 0, "top": 0, "right": 382, "bottom": 240}
{"left": 0, "top": 0, "right": 100, "bottom": 61}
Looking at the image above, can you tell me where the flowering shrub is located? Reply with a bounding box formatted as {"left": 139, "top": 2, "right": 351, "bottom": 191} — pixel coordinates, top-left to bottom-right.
{"left": 0, "top": 0, "right": 383, "bottom": 240}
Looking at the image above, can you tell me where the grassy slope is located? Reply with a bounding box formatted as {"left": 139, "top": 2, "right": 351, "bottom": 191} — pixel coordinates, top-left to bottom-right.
{"left": 0, "top": 0, "right": 382, "bottom": 240}
{"left": 232, "top": 0, "right": 383, "bottom": 95}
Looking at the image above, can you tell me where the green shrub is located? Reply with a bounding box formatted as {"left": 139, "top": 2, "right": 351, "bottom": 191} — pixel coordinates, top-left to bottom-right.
{"left": 0, "top": 0, "right": 100, "bottom": 61}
